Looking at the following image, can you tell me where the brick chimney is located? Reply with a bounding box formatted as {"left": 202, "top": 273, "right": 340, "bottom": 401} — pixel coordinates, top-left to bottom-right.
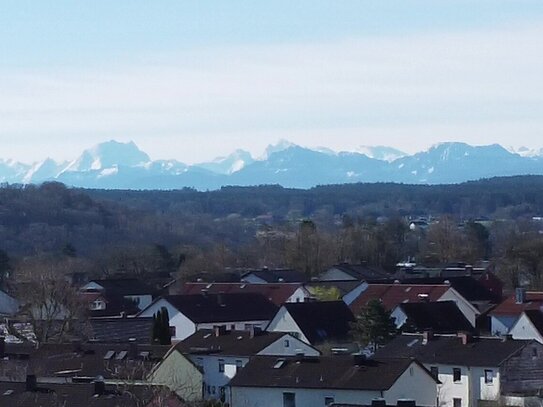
{"left": 422, "top": 330, "right": 434, "bottom": 345}
{"left": 457, "top": 332, "right": 471, "bottom": 345}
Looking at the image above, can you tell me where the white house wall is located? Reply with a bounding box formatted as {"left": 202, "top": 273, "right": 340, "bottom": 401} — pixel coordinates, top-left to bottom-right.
{"left": 510, "top": 314, "right": 543, "bottom": 343}
{"left": 384, "top": 362, "right": 438, "bottom": 407}
{"left": 138, "top": 298, "right": 196, "bottom": 341}
{"left": 196, "top": 320, "right": 270, "bottom": 332}
{"left": 259, "top": 335, "right": 320, "bottom": 357}
{"left": 266, "top": 307, "right": 309, "bottom": 344}
{"left": 491, "top": 315, "right": 518, "bottom": 335}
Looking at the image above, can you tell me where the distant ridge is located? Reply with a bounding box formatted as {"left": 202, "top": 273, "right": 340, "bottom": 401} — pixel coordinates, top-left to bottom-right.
{"left": 4, "top": 140, "right": 543, "bottom": 190}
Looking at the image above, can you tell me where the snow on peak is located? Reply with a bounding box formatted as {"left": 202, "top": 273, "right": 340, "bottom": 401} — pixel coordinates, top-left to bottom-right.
{"left": 260, "top": 139, "right": 297, "bottom": 160}
{"left": 356, "top": 145, "right": 407, "bottom": 162}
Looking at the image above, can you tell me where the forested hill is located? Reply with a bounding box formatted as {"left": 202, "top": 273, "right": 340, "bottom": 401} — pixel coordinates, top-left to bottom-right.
{"left": 1, "top": 176, "right": 543, "bottom": 257}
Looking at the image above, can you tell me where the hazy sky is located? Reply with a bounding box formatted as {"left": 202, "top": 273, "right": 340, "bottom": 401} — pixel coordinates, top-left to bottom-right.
{"left": 1, "top": 1, "right": 543, "bottom": 163}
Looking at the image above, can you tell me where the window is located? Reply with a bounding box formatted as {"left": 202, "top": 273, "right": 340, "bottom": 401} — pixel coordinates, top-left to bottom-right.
{"left": 284, "top": 339, "right": 290, "bottom": 348}
{"left": 324, "top": 396, "right": 335, "bottom": 406}
{"left": 430, "top": 366, "right": 439, "bottom": 379}
{"left": 244, "top": 324, "right": 252, "bottom": 330}
{"left": 218, "top": 359, "right": 225, "bottom": 373}
{"left": 484, "top": 369, "right": 493, "bottom": 384}
{"left": 453, "top": 368, "right": 461, "bottom": 382}
{"left": 231, "top": 324, "right": 235, "bottom": 330}
{"left": 283, "top": 392, "right": 296, "bottom": 407}
{"left": 169, "top": 326, "right": 176, "bottom": 338}
{"left": 453, "top": 398, "right": 461, "bottom": 407}
{"left": 211, "top": 386, "right": 216, "bottom": 394}
{"left": 409, "top": 367, "right": 414, "bottom": 376}
{"left": 196, "top": 357, "right": 203, "bottom": 367}
{"left": 533, "top": 347, "right": 538, "bottom": 358}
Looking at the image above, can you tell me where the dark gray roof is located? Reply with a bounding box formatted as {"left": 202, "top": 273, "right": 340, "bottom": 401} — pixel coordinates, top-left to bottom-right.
{"left": 523, "top": 310, "right": 543, "bottom": 336}
{"left": 88, "top": 317, "right": 154, "bottom": 343}
{"left": 176, "top": 329, "right": 298, "bottom": 357}
{"left": 228, "top": 355, "right": 432, "bottom": 390}
{"left": 88, "top": 278, "right": 154, "bottom": 296}
{"left": 329, "top": 264, "right": 390, "bottom": 281}
{"left": 161, "top": 293, "right": 278, "bottom": 323}
{"left": 282, "top": 301, "right": 354, "bottom": 344}
{"left": 0, "top": 381, "right": 181, "bottom": 407}
{"left": 398, "top": 301, "right": 474, "bottom": 334}
{"left": 374, "top": 334, "right": 532, "bottom": 367}
{"left": 242, "top": 269, "right": 308, "bottom": 283}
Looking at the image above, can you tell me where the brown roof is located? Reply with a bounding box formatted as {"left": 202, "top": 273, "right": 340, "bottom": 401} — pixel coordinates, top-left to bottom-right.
{"left": 228, "top": 355, "right": 433, "bottom": 390}
{"left": 180, "top": 282, "right": 303, "bottom": 306}
{"left": 349, "top": 284, "right": 450, "bottom": 314}
{"left": 490, "top": 292, "right": 543, "bottom": 317}
{"left": 176, "top": 329, "right": 305, "bottom": 357}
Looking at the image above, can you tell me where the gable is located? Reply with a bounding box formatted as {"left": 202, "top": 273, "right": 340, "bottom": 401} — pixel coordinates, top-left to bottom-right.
{"left": 258, "top": 334, "right": 321, "bottom": 356}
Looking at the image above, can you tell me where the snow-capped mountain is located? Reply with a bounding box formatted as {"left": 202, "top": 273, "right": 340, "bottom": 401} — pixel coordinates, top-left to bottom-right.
{"left": 61, "top": 140, "right": 150, "bottom": 173}
{"left": 195, "top": 149, "right": 254, "bottom": 175}
{"left": 508, "top": 146, "right": 543, "bottom": 158}
{"left": 356, "top": 145, "right": 407, "bottom": 162}
{"left": 3, "top": 140, "right": 543, "bottom": 190}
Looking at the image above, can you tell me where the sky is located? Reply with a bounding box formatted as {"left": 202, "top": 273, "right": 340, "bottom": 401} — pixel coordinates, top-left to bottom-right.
{"left": 1, "top": 1, "right": 543, "bottom": 164}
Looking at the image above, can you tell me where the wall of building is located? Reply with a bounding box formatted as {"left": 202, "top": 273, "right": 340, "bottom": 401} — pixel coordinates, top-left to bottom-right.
{"left": 438, "top": 289, "right": 479, "bottom": 327}
{"left": 500, "top": 342, "right": 543, "bottom": 396}
{"left": 149, "top": 349, "right": 203, "bottom": 402}
{"left": 510, "top": 315, "right": 543, "bottom": 344}
{"left": 259, "top": 335, "right": 320, "bottom": 357}
{"left": 266, "top": 307, "right": 308, "bottom": 344}
{"left": 490, "top": 315, "right": 518, "bottom": 335}
{"left": 138, "top": 299, "right": 196, "bottom": 341}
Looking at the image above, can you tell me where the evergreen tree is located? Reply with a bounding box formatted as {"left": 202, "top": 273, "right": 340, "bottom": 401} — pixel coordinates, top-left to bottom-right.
{"left": 350, "top": 299, "right": 397, "bottom": 351}
{"left": 160, "top": 306, "right": 171, "bottom": 345}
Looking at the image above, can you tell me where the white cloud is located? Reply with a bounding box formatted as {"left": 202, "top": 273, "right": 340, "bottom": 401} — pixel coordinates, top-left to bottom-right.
{"left": 0, "top": 21, "right": 542, "bottom": 162}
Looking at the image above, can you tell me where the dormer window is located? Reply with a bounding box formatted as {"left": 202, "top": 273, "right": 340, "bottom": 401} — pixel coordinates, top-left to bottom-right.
{"left": 90, "top": 300, "right": 106, "bottom": 310}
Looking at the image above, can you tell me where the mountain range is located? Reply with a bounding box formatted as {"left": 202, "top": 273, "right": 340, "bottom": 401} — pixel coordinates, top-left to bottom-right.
{"left": 2, "top": 140, "right": 543, "bottom": 190}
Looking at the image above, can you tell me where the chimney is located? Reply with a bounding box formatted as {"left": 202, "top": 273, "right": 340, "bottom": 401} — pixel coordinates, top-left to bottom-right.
{"left": 25, "top": 375, "right": 37, "bottom": 392}
{"left": 515, "top": 288, "right": 526, "bottom": 304}
{"left": 422, "top": 330, "right": 434, "bottom": 345}
{"left": 217, "top": 293, "right": 224, "bottom": 306}
{"left": 0, "top": 336, "right": 5, "bottom": 358}
{"left": 94, "top": 377, "right": 106, "bottom": 396}
{"left": 129, "top": 338, "right": 137, "bottom": 359}
{"left": 466, "top": 265, "right": 473, "bottom": 276}
{"left": 214, "top": 325, "right": 226, "bottom": 337}
{"left": 457, "top": 332, "right": 471, "bottom": 345}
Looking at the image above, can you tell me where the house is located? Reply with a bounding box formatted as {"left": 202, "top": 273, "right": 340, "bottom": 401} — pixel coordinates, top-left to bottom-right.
{"left": 375, "top": 333, "right": 543, "bottom": 407}
{"left": 228, "top": 355, "right": 439, "bottom": 407}
{"left": 391, "top": 301, "right": 474, "bottom": 334}
{"left": 266, "top": 301, "right": 355, "bottom": 345}
{"left": 489, "top": 288, "right": 543, "bottom": 335}
{"left": 241, "top": 268, "right": 308, "bottom": 284}
{"left": 138, "top": 293, "right": 278, "bottom": 341}
{"left": 179, "top": 282, "right": 311, "bottom": 305}
{"left": 0, "top": 378, "right": 187, "bottom": 407}
{"left": 304, "top": 280, "right": 364, "bottom": 303}
{"left": 349, "top": 284, "right": 481, "bottom": 328}
{"left": 320, "top": 263, "right": 390, "bottom": 282}
{"left": 172, "top": 327, "right": 319, "bottom": 401}
{"left": 80, "top": 278, "right": 155, "bottom": 317}
{"left": 509, "top": 309, "right": 543, "bottom": 344}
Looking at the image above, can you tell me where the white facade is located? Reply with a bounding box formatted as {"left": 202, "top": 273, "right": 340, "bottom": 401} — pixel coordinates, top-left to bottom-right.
{"left": 81, "top": 281, "right": 152, "bottom": 311}
{"left": 266, "top": 306, "right": 309, "bottom": 343}
{"left": 510, "top": 313, "right": 543, "bottom": 343}
{"left": 288, "top": 287, "right": 311, "bottom": 303}
{"left": 230, "top": 361, "right": 438, "bottom": 407}
{"left": 424, "top": 363, "right": 500, "bottom": 407}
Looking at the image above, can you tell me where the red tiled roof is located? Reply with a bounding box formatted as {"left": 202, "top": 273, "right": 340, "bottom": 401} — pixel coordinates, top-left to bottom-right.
{"left": 180, "top": 282, "right": 303, "bottom": 306}
{"left": 489, "top": 292, "right": 543, "bottom": 316}
{"left": 349, "top": 283, "right": 450, "bottom": 314}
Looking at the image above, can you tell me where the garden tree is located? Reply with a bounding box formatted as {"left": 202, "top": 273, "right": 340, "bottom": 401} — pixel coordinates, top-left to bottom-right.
{"left": 463, "top": 221, "right": 490, "bottom": 262}
{"left": 0, "top": 249, "right": 11, "bottom": 289}
{"left": 311, "top": 286, "right": 342, "bottom": 301}
{"left": 423, "top": 216, "right": 463, "bottom": 264}
{"left": 350, "top": 299, "right": 397, "bottom": 351}
{"left": 506, "top": 237, "right": 543, "bottom": 289}
{"left": 152, "top": 307, "right": 172, "bottom": 345}
{"left": 15, "top": 257, "right": 88, "bottom": 343}
{"left": 287, "top": 220, "right": 327, "bottom": 276}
